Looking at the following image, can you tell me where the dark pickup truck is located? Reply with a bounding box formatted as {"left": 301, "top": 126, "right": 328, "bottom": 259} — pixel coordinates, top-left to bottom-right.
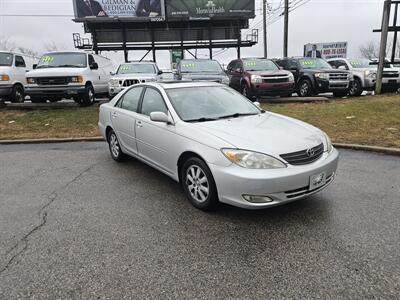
{"left": 275, "top": 58, "right": 353, "bottom": 97}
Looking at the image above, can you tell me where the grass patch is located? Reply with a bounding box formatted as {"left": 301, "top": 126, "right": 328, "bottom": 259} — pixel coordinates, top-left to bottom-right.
{"left": 0, "top": 107, "right": 99, "bottom": 140}
{"left": 1, "top": 94, "right": 400, "bottom": 148}
{"left": 262, "top": 94, "right": 400, "bottom": 148}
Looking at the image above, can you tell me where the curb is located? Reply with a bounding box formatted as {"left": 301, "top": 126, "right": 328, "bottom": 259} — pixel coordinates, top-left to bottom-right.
{"left": 0, "top": 137, "right": 105, "bottom": 145}
{"left": 0, "top": 138, "right": 399, "bottom": 156}
{"left": 333, "top": 143, "right": 400, "bottom": 156}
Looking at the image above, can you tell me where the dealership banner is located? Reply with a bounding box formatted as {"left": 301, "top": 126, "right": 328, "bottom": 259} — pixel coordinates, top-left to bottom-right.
{"left": 166, "top": 0, "right": 255, "bottom": 19}
{"left": 304, "top": 42, "right": 348, "bottom": 60}
{"left": 73, "top": 0, "right": 165, "bottom": 19}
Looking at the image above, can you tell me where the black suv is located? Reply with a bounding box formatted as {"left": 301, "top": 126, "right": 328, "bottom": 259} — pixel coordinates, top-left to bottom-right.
{"left": 275, "top": 58, "right": 352, "bottom": 97}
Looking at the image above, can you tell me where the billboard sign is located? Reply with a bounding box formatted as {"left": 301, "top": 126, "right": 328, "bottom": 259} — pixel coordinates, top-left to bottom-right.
{"left": 170, "top": 49, "right": 184, "bottom": 69}
{"left": 304, "top": 42, "right": 348, "bottom": 60}
{"left": 166, "top": 0, "right": 255, "bottom": 20}
{"left": 73, "top": 0, "right": 165, "bottom": 19}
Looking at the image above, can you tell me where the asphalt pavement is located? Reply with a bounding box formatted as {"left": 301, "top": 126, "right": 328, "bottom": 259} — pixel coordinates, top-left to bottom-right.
{"left": 0, "top": 142, "right": 399, "bottom": 299}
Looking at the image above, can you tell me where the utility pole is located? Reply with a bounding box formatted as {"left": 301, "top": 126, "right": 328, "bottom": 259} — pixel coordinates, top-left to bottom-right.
{"left": 376, "top": 0, "right": 391, "bottom": 94}
{"left": 263, "top": 0, "right": 268, "bottom": 58}
{"left": 283, "top": 0, "right": 289, "bottom": 57}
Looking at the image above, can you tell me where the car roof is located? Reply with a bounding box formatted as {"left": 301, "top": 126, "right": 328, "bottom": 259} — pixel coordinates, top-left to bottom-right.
{"left": 148, "top": 81, "right": 222, "bottom": 90}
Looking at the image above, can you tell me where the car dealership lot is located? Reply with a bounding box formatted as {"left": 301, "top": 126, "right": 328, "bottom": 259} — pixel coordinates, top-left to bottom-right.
{"left": 0, "top": 142, "right": 399, "bottom": 299}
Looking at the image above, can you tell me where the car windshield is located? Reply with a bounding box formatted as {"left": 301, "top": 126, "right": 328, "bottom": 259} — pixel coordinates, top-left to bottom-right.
{"left": 180, "top": 60, "right": 223, "bottom": 73}
{"left": 166, "top": 86, "right": 261, "bottom": 122}
{"left": 117, "top": 64, "right": 156, "bottom": 74}
{"left": 0, "top": 53, "right": 13, "bottom": 66}
{"left": 299, "top": 58, "right": 332, "bottom": 70}
{"left": 243, "top": 59, "right": 279, "bottom": 71}
{"left": 348, "top": 59, "right": 373, "bottom": 68}
{"left": 36, "top": 53, "right": 87, "bottom": 69}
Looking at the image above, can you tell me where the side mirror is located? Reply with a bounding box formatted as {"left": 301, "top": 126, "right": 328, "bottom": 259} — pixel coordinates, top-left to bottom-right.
{"left": 290, "top": 67, "right": 298, "bottom": 72}
{"left": 90, "top": 62, "right": 99, "bottom": 70}
{"left": 158, "top": 70, "right": 163, "bottom": 75}
{"left": 150, "top": 112, "right": 172, "bottom": 124}
{"left": 110, "top": 71, "right": 115, "bottom": 75}
{"left": 33, "top": 64, "right": 37, "bottom": 69}
{"left": 235, "top": 68, "right": 243, "bottom": 74}
{"left": 338, "top": 65, "right": 347, "bottom": 70}
{"left": 254, "top": 101, "right": 261, "bottom": 108}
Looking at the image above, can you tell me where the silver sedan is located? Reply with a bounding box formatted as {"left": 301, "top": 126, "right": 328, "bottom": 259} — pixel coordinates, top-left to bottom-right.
{"left": 98, "top": 82, "right": 339, "bottom": 210}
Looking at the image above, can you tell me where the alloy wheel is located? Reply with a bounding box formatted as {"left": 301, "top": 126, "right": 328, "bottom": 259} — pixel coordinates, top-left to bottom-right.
{"left": 110, "top": 133, "right": 120, "bottom": 158}
{"left": 186, "top": 165, "right": 209, "bottom": 203}
{"left": 300, "top": 82, "right": 309, "bottom": 96}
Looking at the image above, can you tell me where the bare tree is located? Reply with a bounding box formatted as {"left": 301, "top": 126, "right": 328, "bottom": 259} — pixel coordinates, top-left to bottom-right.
{"left": 359, "top": 41, "right": 380, "bottom": 60}
{"left": 0, "top": 35, "right": 16, "bottom": 51}
{"left": 17, "top": 47, "right": 39, "bottom": 58}
{"left": 43, "top": 41, "right": 66, "bottom": 52}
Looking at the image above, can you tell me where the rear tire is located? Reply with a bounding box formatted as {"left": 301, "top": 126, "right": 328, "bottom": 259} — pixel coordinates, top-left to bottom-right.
{"left": 10, "top": 85, "right": 25, "bottom": 103}
{"left": 107, "top": 130, "right": 126, "bottom": 162}
{"left": 81, "top": 85, "right": 95, "bottom": 107}
{"left": 349, "top": 78, "right": 363, "bottom": 96}
{"left": 182, "top": 157, "right": 218, "bottom": 211}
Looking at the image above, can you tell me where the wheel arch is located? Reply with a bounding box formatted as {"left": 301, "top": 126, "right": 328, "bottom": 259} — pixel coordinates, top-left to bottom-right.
{"left": 177, "top": 151, "right": 209, "bottom": 184}
{"left": 105, "top": 126, "right": 114, "bottom": 142}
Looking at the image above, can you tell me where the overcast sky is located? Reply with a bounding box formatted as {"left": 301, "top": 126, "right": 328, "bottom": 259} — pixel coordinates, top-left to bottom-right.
{"left": 0, "top": 0, "right": 385, "bottom": 69}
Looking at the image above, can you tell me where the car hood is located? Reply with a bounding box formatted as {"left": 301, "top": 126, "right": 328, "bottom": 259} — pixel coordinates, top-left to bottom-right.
{"left": 181, "top": 73, "right": 228, "bottom": 81}
{"left": 313, "top": 69, "right": 350, "bottom": 74}
{"left": 192, "top": 113, "right": 324, "bottom": 157}
{"left": 0, "top": 66, "right": 13, "bottom": 73}
{"left": 27, "top": 68, "right": 86, "bottom": 77}
{"left": 246, "top": 70, "right": 290, "bottom": 76}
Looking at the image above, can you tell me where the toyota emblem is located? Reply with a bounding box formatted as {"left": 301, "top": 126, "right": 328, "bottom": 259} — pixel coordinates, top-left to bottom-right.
{"left": 306, "top": 148, "right": 315, "bottom": 157}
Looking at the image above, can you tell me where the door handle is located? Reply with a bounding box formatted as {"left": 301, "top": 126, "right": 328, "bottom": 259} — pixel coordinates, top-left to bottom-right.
{"left": 136, "top": 121, "right": 143, "bottom": 128}
{"left": 112, "top": 112, "right": 118, "bottom": 118}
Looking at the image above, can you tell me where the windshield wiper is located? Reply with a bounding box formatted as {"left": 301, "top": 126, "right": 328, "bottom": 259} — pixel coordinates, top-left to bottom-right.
{"left": 218, "top": 113, "right": 259, "bottom": 120}
{"left": 57, "top": 64, "right": 81, "bottom": 68}
{"left": 185, "top": 117, "right": 218, "bottom": 123}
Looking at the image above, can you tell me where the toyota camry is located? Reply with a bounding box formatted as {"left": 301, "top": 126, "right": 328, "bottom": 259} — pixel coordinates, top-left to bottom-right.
{"left": 98, "top": 82, "right": 339, "bottom": 210}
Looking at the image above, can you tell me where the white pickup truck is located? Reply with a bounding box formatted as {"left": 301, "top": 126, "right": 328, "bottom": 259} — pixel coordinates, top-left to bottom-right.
{"left": 25, "top": 51, "right": 114, "bottom": 106}
{"left": 0, "top": 51, "right": 35, "bottom": 102}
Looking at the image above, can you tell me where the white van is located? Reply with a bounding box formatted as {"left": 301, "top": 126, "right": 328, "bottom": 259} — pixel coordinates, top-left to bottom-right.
{"left": 25, "top": 51, "right": 114, "bottom": 106}
{"left": 0, "top": 51, "right": 36, "bottom": 102}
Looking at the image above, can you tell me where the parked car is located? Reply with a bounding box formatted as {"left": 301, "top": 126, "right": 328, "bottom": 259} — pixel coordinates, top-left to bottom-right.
{"left": 26, "top": 51, "right": 113, "bottom": 106}
{"left": 174, "top": 59, "right": 229, "bottom": 84}
{"left": 275, "top": 57, "right": 352, "bottom": 97}
{"left": 0, "top": 51, "right": 36, "bottom": 103}
{"left": 98, "top": 82, "right": 338, "bottom": 211}
{"left": 109, "top": 61, "right": 162, "bottom": 98}
{"left": 227, "top": 58, "right": 295, "bottom": 100}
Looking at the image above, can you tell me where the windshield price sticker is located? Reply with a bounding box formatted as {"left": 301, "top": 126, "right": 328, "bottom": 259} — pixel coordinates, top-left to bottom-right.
{"left": 244, "top": 61, "right": 257, "bottom": 67}
{"left": 41, "top": 56, "right": 54, "bottom": 64}
{"left": 301, "top": 60, "right": 316, "bottom": 66}
{"left": 182, "top": 63, "right": 196, "bottom": 68}
{"left": 120, "top": 65, "right": 131, "bottom": 71}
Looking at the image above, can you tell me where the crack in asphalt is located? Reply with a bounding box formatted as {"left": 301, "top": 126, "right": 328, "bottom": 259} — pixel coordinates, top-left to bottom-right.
{"left": 0, "top": 163, "right": 97, "bottom": 275}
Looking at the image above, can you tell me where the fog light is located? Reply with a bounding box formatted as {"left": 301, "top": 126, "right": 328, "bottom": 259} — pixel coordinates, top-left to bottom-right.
{"left": 243, "top": 195, "right": 273, "bottom": 203}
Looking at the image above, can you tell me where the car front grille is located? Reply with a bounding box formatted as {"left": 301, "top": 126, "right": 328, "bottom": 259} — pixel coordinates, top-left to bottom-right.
{"left": 262, "top": 76, "right": 289, "bottom": 83}
{"left": 284, "top": 173, "right": 335, "bottom": 199}
{"left": 329, "top": 73, "right": 349, "bottom": 81}
{"left": 383, "top": 72, "right": 399, "bottom": 78}
{"left": 122, "top": 79, "right": 145, "bottom": 87}
{"left": 280, "top": 143, "right": 324, "bottom": 166}
{"left": 36, "top": 77, "right": 69, "bottom": 85}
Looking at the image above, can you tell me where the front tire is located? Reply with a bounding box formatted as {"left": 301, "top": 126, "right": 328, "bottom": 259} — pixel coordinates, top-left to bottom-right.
{"left": 182, "top": 158, "right": 218, "bottom": 211}
{"left": 107, "top": 130, "right": 126, "bottom": 162}
{"left": 81, "top": 85, "right": 95, "bottom": 107}
{"left": 349, "top": 78, "right": 363, "bottom": 96}
{"left": 297, "top": 79, "right": 313, "bottom": 97}
{"left": 242, "top": 83, "right": 255, "bottom": 101}
{"left": 10, "top": 85, "right": 25, "bottom": 103}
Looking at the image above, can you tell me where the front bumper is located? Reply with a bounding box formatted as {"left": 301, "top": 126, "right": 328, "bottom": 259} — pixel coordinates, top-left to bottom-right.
{"left": 251, "top": 82, "right": 295, "bottom": 96}
{"left": 109, "top": 86, "right": 126, "bottom": 97}
{"left": 0, "top": 84, "right": 13, "bottom": 97}
{"left": 209, "top": 148, "right": 339, "bottom": 209}
{"left": 25, "top": 85, "right": 86, "bottom": 97}
{"left": 315, "top": 78, "right": 350, "bottom": 93}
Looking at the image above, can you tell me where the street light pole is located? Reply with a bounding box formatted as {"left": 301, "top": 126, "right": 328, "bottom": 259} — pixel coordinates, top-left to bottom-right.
{"left": 283, "top": 0, "right": 289, "bottom": 57}
{"left": 263, "top": 0, "right": 268, "bottom": 58}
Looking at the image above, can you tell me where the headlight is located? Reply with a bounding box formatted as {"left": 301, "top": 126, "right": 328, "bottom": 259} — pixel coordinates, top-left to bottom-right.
{"left": 70, "top": 76, "right": 83, "bottom": 83}
{"left": 288, "top": 73, "right": 294, "bottom": 82}
{"left": 109, "top": 79, "right": 120, "bottom": 86}
{"left": 315, "top": 73, "right": 329, "bottom": 80}
{"left": 1, "top": 75, "right": 10, "bottom": 81}
{"left": 349, "top": 74, "right": 354, "bottom": 80}
{"left": 222, "top": 77, "right": 230, "bottom": 85}
{"left": 26, "top": 77, "right": 35, "bottom": 84}
{"left": 251, "top": 75, "right": 263, "bottom": 84}
{"left": 323, "top": 132, "right": 333, "bottom": 153}
{"left": 221, "top": 149, "right": 287, "bottom": 169}
{"left": 365, "top": 70, "right": 377, "bottom": 79}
